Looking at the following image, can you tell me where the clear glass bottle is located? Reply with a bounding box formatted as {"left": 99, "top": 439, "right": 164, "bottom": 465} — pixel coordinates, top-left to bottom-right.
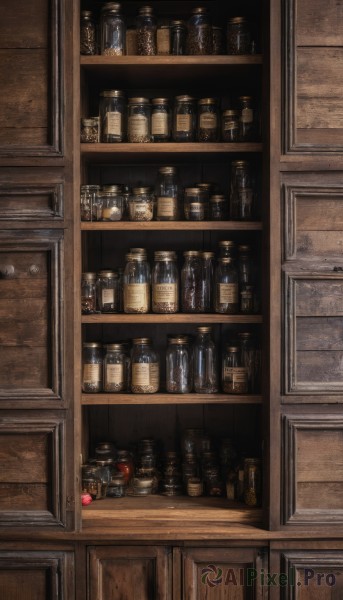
{"left": 128, "top": 187, "right": 154, "bottom": 221}
{"left": 131, "top": 338, "right": 159, "bottom": 393}
{"left": 100, "top": 2, "right": 126, "bottom": 56}
{"left": 80, "top": 10, "right": 97, "bottom": 55}
{"left": 227, "top": 17, "right": 251, "bottom": 55}
{"left": 238, "top": 244, "right": 254, "bottom": 287}
{"left": 186, "top": 7, "right": 212, "bottom": 55}
{"left": 214, "top": 257, "right": 239, "bottom": 314}
{"left": 152, "top": 251, "right": 179, "bottom": 314}
{"left": 127, "top": 97, "right": 151, "bottom": 143}
{"left": 197, "top": 98, "right": 219, "bottom": 142}
{"left": 210, "top": 195, "right": 228, "bottom": 220}
{"left": 96, "top": 270, "right": 119, "bottom": 313}
{"left": 155, "top": 166, "right": 179, "bottom": 220}
{"left": 243, "top": 457, "right": 261, "bottom": 506}
{"left": 230, "top": 160, "right": 255, "bottom": 220}
{"left": 99, "top": 90, "right": 125, "bottom": 143}
{"left": 238, "top": 332, "right": 261, "bottom": 393}
{"left": 80, "top": 184, "right": 101, "bottom": 221}
{"left": 123, "top": 253, "right": 150, "bottom": 313}
{"left": 172, "top": 95, "right": 196, "bottom": 142}
{"left": 81, "top": 272, "right": 97, "bottom": 314}
{"left": 183, "top": 187, "right": 208, "bottom": 221}
{"left": 181, "top": 250, "right": 202, "bottom": 313}
{"left": 238, "top": 96, "right": 256, "bottom": 141}
{"left": 136, "top": 6, "right": 157, "bottom": 56}
{"left": 222, "top": 345, "right": 248, "bottom": 394}
{"left": 151, "top": 98, "right": 170, "bottom": 142}
{"left": 104, "top": 343, "right": 129, "bottom": 392}
{"left": 221, "top": 109, "right": 240, "bottom": 142}
{"left": 82, "top": 342, "right": 103, "bottom": 393}
{"left": 80, "top": 118, "right": 98, "bottom": 143}
{"left": 98, "top": 187, "right": 124, "bottom": 221}
{"left": 171, "top": 20, "right": 187, "bottom": 55}
{"left": 193, "top": 326, "right": 218, "bottom": 393}
{"left": 166, "top": 336, "right": 193, "bottom": 393}
{"left": 199, "top": 251, "right": 214, "bottom": 312}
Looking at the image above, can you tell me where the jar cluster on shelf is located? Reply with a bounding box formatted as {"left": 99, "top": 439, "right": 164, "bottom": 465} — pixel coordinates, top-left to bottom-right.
{"left": 81, "top": 4, "right": 257, "bottom": 57}
{"left": 82, "top": 434, "right": 261, "bottom": 506}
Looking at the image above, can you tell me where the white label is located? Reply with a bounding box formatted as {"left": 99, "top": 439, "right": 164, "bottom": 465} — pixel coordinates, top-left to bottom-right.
{"left": 129, "top": 114, "right": 148, "bottom": 136}
{"left": 219, "top": 283, "right": 238, "bottom": 304}
{"left": 102, "top": 289, "right": 114, "bottom": 305}
{"left": 83, "top": 363, "right": 101, "bottom": 384}
{"left": 153, "top": 283, "right": 177, "bottom": 303}
{"left": 104, "top": 111, "right": 122, "bottom": 136}
{"left": 124, "top": 283, "right": 149, "bottom": 310}
{"left": 152, "top": 112, "right": 168, "bottom": 135}
{"left": 241, "top": 108, "right": 254, "bottom": 123}
{"left": 200, "top": 113, "right": 217, "bottom": 129}
{"left": 157, "top": 197, "right": 176, "bottom": 217}
{"left": 106, "top": 363, "right": 124, "bottom": 385}
{"left": 132, "top": 363, "right": 159, "bottom": 386}
{"left": 176, "top": 114, "right": 192, "bottom": 132}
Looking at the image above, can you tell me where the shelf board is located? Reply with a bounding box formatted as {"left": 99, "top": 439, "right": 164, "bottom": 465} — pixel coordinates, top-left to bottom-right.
{"left": 82, "top": 393, "right": 262, "bottom": 405}
{"left": 81, "top": 221, "right": 263, "bottom": 231}
{"left": 81, "top": 55, "right": 262, "bottom": 68}
{"left": 82, "top": 314, "right": 263, "bottom": 324}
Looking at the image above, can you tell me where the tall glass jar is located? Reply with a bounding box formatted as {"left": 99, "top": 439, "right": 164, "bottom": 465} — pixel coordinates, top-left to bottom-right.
{"left": 221, "top": 109, "right": 240, "bottom": 142}
{"left": 80, "top": 10, "right": 97, "bottom": 55}
{"left": 181, "top": 250, "right": 202, "bottom": 313}
{"left": 183, "top": 187, "right": 208, "bottom": 221}
{"left": 218, "top": 240, "right": 237, "bottom": 260}
{"left": 155, "top": 166, "right": 179, "bottom": 221}
{"left": 193, "top": 326, "right": 218, "bottom": 393}
{"left": 197, "top": 98, "right": 219, "bottom": 142}
{"left": 243, "top": 458, "right": 261, "bottom": 506}
{"left": 222, "top": 345, "right": 248, "bottom": 394}
{"left": 100, "top": 3, "right": 126, "bottom": 56}
{"left": 152, "top": 251, "right": 179, "bottom": 314}
{"left": 131, "top": 338, "right": 160, "bottom": 393}
{"left": 99, "top": 90, "right": 125, "bottom": 143}
{"left": 81, "top": 272, "right": 97, "bottom": 314}
{"left": 128, "top": 187, "right": 154, "bottom": 221}
{"left": 166, "top": 336, "right": 193, "bottom": 393}
{"left": 104, "top": 343, "right": 129, "bottom": 392}
{"left": 210, "top": 195, "right": 228, "bottom": 220}
{"left": 238, "top": 96, "right": 256, "bottom": 141}
{"left": 172, "top": 95, "right": 196, "bottom": 142}
{"left": 123, "top": 253, "right": 150, "bottom": 313}
{"left": 186, "top": 7, "right": 212, "bottom": 55}
{"left": 230, "top": 160, "right": 255, "bottom": 220}
{"left": 199, "top": 251, "right": 214, "bottom": 312}
{"left": 214, "top": 257, "right": 239, "bottom": 314}
{"left": 171, "top": 20, "right": 187, "bottom": 55}
{"left": 127, "top": 97, "right": 151, "bottom": 143}
{"left": 238, "top": 332, "right": 261, "bottom": 393}
{"left": 96, "top": 270, "right": 119, "bottom": 313}
{"left": 227, "top": 17, "right": 251, "bottom": 55}
{"left": 238, "top": 244, "right": 254, "bottom": 288}
{"left": 151, "top": 98, "right": 170, "bottom": 142}
{"left": 81, "top": 184, "right": 101, "bottom": 221}
{"left": 82, "top": 342, "right": 103, "bottom": 393}
{"left": 136, "top": 6, "right": 157, "bottom": 55}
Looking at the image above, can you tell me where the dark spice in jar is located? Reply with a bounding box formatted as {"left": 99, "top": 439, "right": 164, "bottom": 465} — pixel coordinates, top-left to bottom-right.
{"left": 136, "top": 6, "right": 157, "bottom": 56}
{"left": 80, "top": 11, "right": 97, "bottom": 55}
{"left": 197, "top": 98, "right": 219, "bottom": 142}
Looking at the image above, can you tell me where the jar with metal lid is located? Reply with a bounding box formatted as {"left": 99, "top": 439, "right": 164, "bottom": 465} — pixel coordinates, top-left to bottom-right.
{"left": 238, "top": 244, "right": 254, "bottom": 287}
{"left": 131, "top": 338, "right": 160, "bottom": 393}
{"left": 95, "top": 442, "right": 116, "bottom": 459}
{"left": 238, "top": 332, "right": 261, "bottom": 393}
{"left": 172, "top": 95, "right": 196, "bottom": 142}
{"left": 107, "top": 473, "right": 127, "bottom": 497}
{"left": 96, "top": 270, "right": 118, "bottom": 313}
{"left": 214, "top": 257, "right": 239, "bottom": 314}
{"left": 171, "top": 20, "right": 186, "bottom": 55}
{"left": 80, "top": 184, "right": 101, "bottom": 221}
{"left": 81, "top": 272, "right": 97, "bottom": 314}
{"left": 128, "top": 187, "right": 154, "bottom": 221}
{"left": 199, "top": 251, "right": 214, "bottom": 312}
{"left": 82, "top": 469, "right": 104, "bottom": 500}
{"left": 127, "top": 97, "right": 151, "bottom": 143}
{"left": 104, "top": 343, "right": 129, "bottom": 392}
{"left": 115, "top": 450, "right": 134, "bottom": 483}
{"left": 151, "top": 98, "right": 170, "bottom": 142}
{"left": 181, "top": 250, "right": 202, "bottom": 312}
{"left": 157, "top": 24, "right": 171, "bottom": 55}
{"left": 136, "top": 6, "right": 157, "bottom": 56}
{"left": 221, "top": 109, "right": 240, "bottom": 142}
{"left": 210, "top": 195, "right": 229, "bottom": 220}
{"left": 82, "top": 342, "right": 103, "bottom": 393}
{"left": 152, "top": 251, "right": 179, "bottom": 314}
{"left": 164, "top": 451, "right": 181, "bottom": 477}
{"left": 98, "top": 187, "right": 124, "bottom": 221}
{"left": 230, "top": 160, "right": 255, "bottom": 220}
{"left": 238, "top": 96, "right": 256, "bottom": 141}
{"left": 182, "top": 454, "right": 198, "bottom": 483}
{"left": 222, "top": 345, "right": 248, "bottom": 394}
{"left": 155, "top": 166, "right": 179, "bottom": 220}
{"left": 166, "top": 336, "right": 193, "bottom": 393}
{"left": 81, "top": 118, "right": 98, "bottom": 143}
{"left": 197, "top": 98, "right": 220, "bottom": 142}
{"left": 195, "top": 183, "right": 213, "bottom": 217}
{"left": 243, "top": 457, "right": 261, "bottom": 506}
{"left": 100, "top": 2, "right": 126, "bottom": 56}
{"left": 186, "top": 7, "right": 212, "bottom": 55}
{"left": 212, "top": 26, "right": 223, "bottom": 55}
{"left": 227, "top": 17, "right": 251, "bottom": 55}
{"left": 183, "top": 187, "right": 208, "bottom": 221}
{"left": 123, "top": 253, "right": 150, "bottom": 313}
{"left": 193, "top": 326, "right": 219, "bottom": 393}
{"left": 80, "top": 10, "right": 97, "bottom": 55}
{"left": 218, "top": 240, "right": 237, "bottom": 260}
{"left": 99, "top": 90, "right": 125, "bottom": 143}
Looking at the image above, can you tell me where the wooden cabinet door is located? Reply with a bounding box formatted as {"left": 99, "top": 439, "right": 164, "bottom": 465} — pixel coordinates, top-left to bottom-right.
{"left": 280, "top": 551, "right": 343, "bottom": 599}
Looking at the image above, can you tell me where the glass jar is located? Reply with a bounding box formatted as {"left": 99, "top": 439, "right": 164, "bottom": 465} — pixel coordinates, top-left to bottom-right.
{"left": 222, "top": 345, "right": 248, "bottom": 394}
{"left": 193, "top": 326, "right": 219, "bottom": 393}
{"left": 181, "top": 429, "right": 204, "bottom": 456}
{"left": 100, "top": 2, "right": 126, "bottom": 56}
{"left": 221, "top": 109, "right": 240, "bottom": 142}
{"left": 195, "top": 183, "right": 212, "bottom": 217}
{"left": 136, "top": 6, "right": 157, "bottom": 55}
{"left": 171, "top": 20, "right": 186, "bottom": 55}
{"left": 227, "top": 17, "right": 251, "bottom": 55}
{"left": 181, "top": 250, "right": 202, "bottom": 312}
{"left": 99, "top": 90, "right": 125, "bottom": 143}
{"left": 214, "top": 257, "right": 239, "bottom": 314}
{"left": 199, "top": 251, "right": 214, "bottom": 312}
{"left": 166, "top": 336, "right": 193, "bottom": 393}
{"left": 172, "top": 95, "right": 196, "bottom": 142}
{"left": 131, "top": 338, "right": 159, "bottom": 393}
{"left": 80, "top": 184, "right": 101, "bottom": 221}
{"left": 238, "top": 244, "right": 254, "bottom": 287}
{"left": 182, "top": 454, "right": 198, "bottom": 483}
{"left": 95, "top": 458, "right": 114, "bottom": 487}
{"left": 115, "top": 450, "right": 134, "bottom": 483}
{"left": 82, "top": 342, "right": 103, "bottom": 393}
{"left": 238, "top": 332, "right": 261, "bottom": 393}
{"left": 107, "top": 473, "right": 127, "bottom": 497}
{"left": 98, "top": 188, "right": 124, "bottom": 221}
{"left": 212, "top": 26, "right": 223, "bottom": 55}
{"left": 197, "top": 98, "right": 219, "bottom": 142}
{"left": 210, "top": 195, "right": 228, "bottom": 220}
{"left": 186, "top": 7, "right": 212, "bottom": 55}
{"left": 128, "top": 187, "right": 154, "bottom": 221}
{"left": 243, "top": 457, "right": 261, "bottom": 506}
{"left": 81, "top": 272, "right": 97, "bottom": 314}
{"left": 155, "top": 166, "right": 179, "bottom": 220}
{"left": 96, "top": 270, "right": 119, "bottom": 313}
{"left": 218, "top": 240, "right": 237, "bottom": 260}
{"left": 104, "top": 343, "right": 129, "bottom": 392}
{"left": 238, "top": 96, "right": 256, "bottom": 141}
{"left": 230, "top": 160, "right": 255, "bottom": 220}
{"left": 80, "top": 118, "right": 98, "bottom": 143}
{"left": 151, "top": 98, "right": 170, "bottom": 142}
{"left": 80, "top": 10, "right": 97, "bottom": 55}
{"left": 183, "top": 187, "right": 208, "bottom": 221}
{"left": 123, "top": 253, "right": 150, "bottom": 313}
{"left": 240, "top": 287, "right": 254, "bottom": 314}
{"left": 95, "top": 442, "right": 116, "bottom": 459}
{"left": 152, "top": 251, "right": 179, "bottom": 314}
{"left": 157, "top": 25, "right": 171, "bottom": 55}
{"left": 127, "top": 97, "right": 151, "bottom": 143}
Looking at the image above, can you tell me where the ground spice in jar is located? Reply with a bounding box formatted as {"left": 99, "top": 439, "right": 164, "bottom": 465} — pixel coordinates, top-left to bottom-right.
{"left": 222, "top": 346, "right": 248, "bottom": 394}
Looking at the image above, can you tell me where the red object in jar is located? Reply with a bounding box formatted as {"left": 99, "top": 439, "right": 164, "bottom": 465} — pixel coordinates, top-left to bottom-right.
{"left": 115, "top": 450, "right": 134, "bottom": 483}
{"left": 81, "top": 492, "right": 93, "bottom": 506}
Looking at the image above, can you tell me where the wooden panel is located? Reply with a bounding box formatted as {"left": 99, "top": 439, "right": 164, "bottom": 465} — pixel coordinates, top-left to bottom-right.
{"left": 0, "top": 0, "right": 48, "bottom": 48}
{"left": 0, "top": 432, "right": 49, "bottom": 482}
{"left": 283, "top": 415, "right": 343, "bottom": 524}
{"left": 0, "top": 184, "right": 63, "bottom": 220}
{"left": 0, "top": 484, "right": 48, "bottom": 511}
{"left": 88, "top": 546, "right": 170, "bottom": 600}
{"left": 295, "top": 279, "right": 343, "bottom": 317}
{"left": 281, "top": 552, "right": 343, "bottom": 599}
{"left": 296, "top": 318, "right": 343, "bottom": 351}
{"left": 296, "top": 0, "right": 343, "bottom": 46}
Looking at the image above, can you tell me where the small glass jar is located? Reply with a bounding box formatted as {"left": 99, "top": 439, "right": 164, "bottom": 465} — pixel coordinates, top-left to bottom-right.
{"left": 136, "top": 6, "right": 157, "bottom": 56}
{"left": 171, "top": 20, "right": 187, "bottom": 55}
{"left": 100, "top": 2, "right": 126, "bottom": 56}
{"left": 195, "top": 183, "right": 213, "bottom": 218}
{"left": 187, "top": 7, "right": 212, "bottom": 55}
{"left": 210, "top": 195, "right": 229, "bottom": 220}
{"left": 214, "top": 257, "right": 239, "bottom": 314}
{"left": 96, "top": 270, "right": 118, "bottom": 313}
{"left": 238, "top": 332, "right": 261, "bottom": 393}
{"left": 127, "top": 97, "right": 151, "bottom": 143}
{"left": 240, "top": 287, "right": 254, "bottom": 314}
{"left": 187, "top": 477, "right": 203, "bottom": 497}
{"left": 82, "top": 342, "right": 103, "bottom": 393}
{"left": 81, "top": 272, "right": 97, "bottom": 314}
{"left": 197, "top": 98, "right": 220, "bottom": 142}
{"left": 166, "top": 336, "right": 193, "bottom": 393}
{"left": 95, "top": 442, "right": 116, "bottom": 459}
{"left": 128, "top": 187, "right": 154, "bottom": 221}
{"left": 152, "top": 251, "right": 179, "bottom": 314}
{"left": 212, "top": 26, "right": 223, "bottom": 55}
{"left": 115, "top": 450, "right": 134, "bottom": 483}
{"left": 238, "top": 244, "right": 254, "bottom": 287}
{"left": 238, "top": 96, "right": 256, "bottom": 141}
{"left": 181, "top": 250, "right": 202, "bottom": 312}
{"left": 181, "top": 429, "right": 204, "bottom": 456}
{"left": 151, "top": 98, "right": 171, "bottom": 142}
{"left": 104, "top": 343, "right": 129, "bottom": 392}
{"left": 157, "top": 25, "right": 171, "bottom": 55}
{"left": 80, "top": 10, "right": 97, "bottom": 55}
{"left": 80, "top": 184, "right": 101, "bottom": 221}
{"left": 123, "top": 253, "right": 150, "bottom": 314}
{"left": 222, "top": 345, "right": 248, "bottom": 394}
{"left": 193, "top": 326, "right": 219, "bottom": 393}
{"left": 98, "top": 188, "right": 124, "bottom": 221}
{"left": 183, "top": 187, "right": 208, "bottom": 221}
{"left": 99, "top": 90, "right": 125, "bottom": 143}
{"left": 199, "top": 251, "right": 214, "bottom": 312}
{"left": 164, "top": 452, "right": 181, "bottom": 477}
{"left": 218, "top": 240, "right": 237, "bottom": 260}
{"left": 227, "top": 17, "right": 251, "bottom": 55}
{"left": 172, "top": 95, "right": 196, "bottom": 142}
{"left": 182, "top": 454, "right": 198, "bottom": 483}
{"left": 107, "top": 473, "right": 127, "bottom": 497}
{"left": 131, "top": 338, "right": 160, "bottom": 393}
{"left": 221, "top": 109, "right": 240, "bottom": 142}
{"left": 243, "top": 457, "right": 261, "bottom": 506}
{"left": 230, "top": 160, "right": 255, "bottom": 220}
{"left": 80, "top": 118, "right": 98, "bottom": 143}
{"left": 155, "top": 166, "right": 179, "bottom": 220}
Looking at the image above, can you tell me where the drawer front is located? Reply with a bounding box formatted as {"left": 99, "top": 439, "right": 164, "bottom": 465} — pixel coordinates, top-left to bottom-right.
{"left": 281, "top": 551, "right": 343, "bottom": 599}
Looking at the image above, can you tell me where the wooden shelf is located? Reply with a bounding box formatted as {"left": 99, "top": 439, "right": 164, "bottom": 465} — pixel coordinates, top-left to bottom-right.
{"left": 81, "top": 220, "right": 262, "bottom": 231}
{"left": 82, "top": 393, "right": 262, "bottom": 405}
{"left": 81, "top": 55, "right": 262, "bottom": 68}
{"left": 82, "top": 314, "right": 263, "bottom": 324}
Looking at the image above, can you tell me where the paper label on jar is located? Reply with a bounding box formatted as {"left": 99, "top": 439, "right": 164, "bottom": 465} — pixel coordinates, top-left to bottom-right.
{"left": 153, "top": 283, "right": 177, "bottom": 303}
{"left": 224, "top": 367, "right": 248, "bottom": 383}
{"left": 131, "top": 202, "right": 153, "bottom": 219}
{"left": 124, "top": 283, "right": 149, "bottom": 310}
{"left": 104, "top": 111, "right": 122, "bottom": 136}
{"left": 129, "top": 115, "right": 148, "bottom": 136}
{"left": 157, "top": 197, "right": 176, "bottom": 217}
{"left": 83, "top": 363, "right": 101, "bottom": 384}
{"left": 106, "top": 363, "right": 124, "bottom": 385}
{"left": 241, "top": 108, "right": 254, "bottom": 123}
{"left": 102, "top": 289, "right": 114, "bottom": 305}
{"left": 132, "top": 363, "right": 150, "bottom": 386}
{"left": 176, "top": 114, "right": 192, "bottom": 132}
{"left": 152, "top": 112, "right": 168, "bottom": 135}
{"left": 188, "top": 202, "right": 203, "bottom": 213}
{"left": 224, "top": 120, "right": 239, "bottom": 131}
{"left": 149, "top": 363, "right": 159, "bottom": 387}
{"left": 200, "top": 113, "right": 217, "bottom": 129}
{"left": 219, "top": 283, "right": 238, "bottom": 304}
{"left": 157, "top": 28, "right": 171, "bottom": 54}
